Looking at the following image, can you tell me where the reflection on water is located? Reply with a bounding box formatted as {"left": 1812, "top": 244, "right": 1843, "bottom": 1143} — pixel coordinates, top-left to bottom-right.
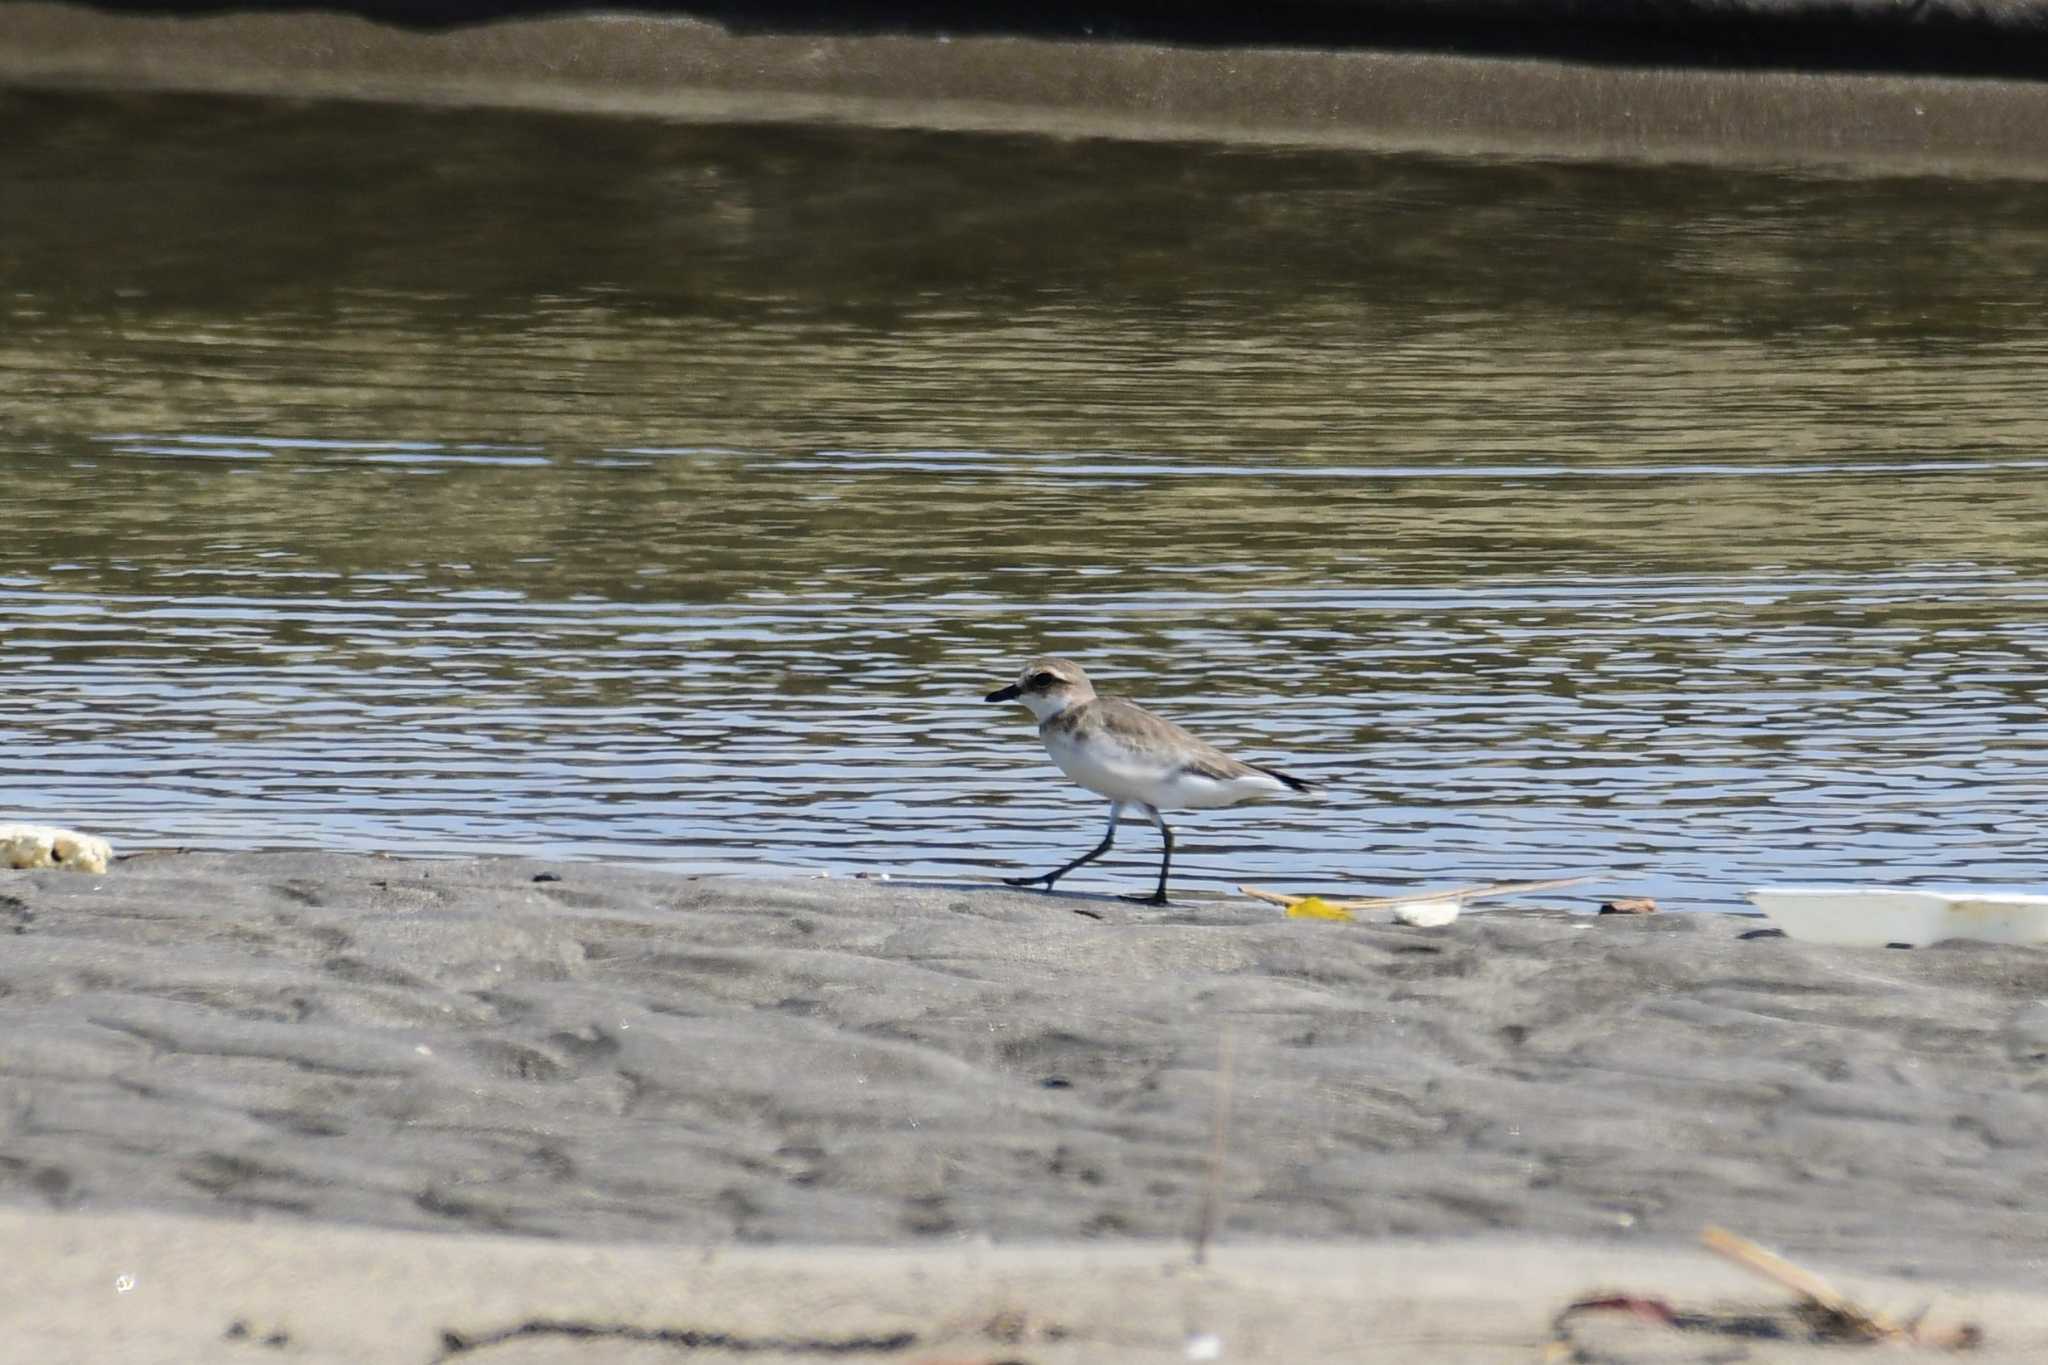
{"left": 7, "top": 89, "right": 2048, "bottom": 906}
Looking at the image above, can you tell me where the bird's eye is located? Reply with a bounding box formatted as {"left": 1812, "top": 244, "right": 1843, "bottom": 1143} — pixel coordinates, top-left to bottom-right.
{"left": 1029, "top": 672, "right": 1059, "bottom": 689}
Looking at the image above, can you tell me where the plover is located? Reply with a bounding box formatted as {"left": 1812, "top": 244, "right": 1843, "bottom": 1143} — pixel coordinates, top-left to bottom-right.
{"left": 984, "top": 657, "right": 1314, "bottom": 904}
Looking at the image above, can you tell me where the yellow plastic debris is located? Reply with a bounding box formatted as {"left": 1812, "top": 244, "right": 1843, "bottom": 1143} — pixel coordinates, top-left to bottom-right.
{"left": 1284, "top": 896, "right": 1353, "bottom": 922}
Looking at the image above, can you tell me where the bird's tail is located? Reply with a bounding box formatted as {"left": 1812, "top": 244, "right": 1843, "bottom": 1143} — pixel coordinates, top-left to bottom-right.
{"left": 1253, "top": 764, "right": 1316, "bottom": 794}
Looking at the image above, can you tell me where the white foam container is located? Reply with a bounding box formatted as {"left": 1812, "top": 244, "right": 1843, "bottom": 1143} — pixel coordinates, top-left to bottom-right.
{"left": 1745, "top": 886, "right": 2048, "bottom": 947}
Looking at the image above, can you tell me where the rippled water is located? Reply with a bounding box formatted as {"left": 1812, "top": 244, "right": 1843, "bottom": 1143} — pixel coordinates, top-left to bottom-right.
{"left": 8, "top": 89, "right": 2048, "bottom": 906}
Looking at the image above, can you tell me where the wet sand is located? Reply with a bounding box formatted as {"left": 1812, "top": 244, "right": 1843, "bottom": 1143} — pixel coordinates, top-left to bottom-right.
{"left": 3, "top": 851, "right": 2048, "bottom": 1358}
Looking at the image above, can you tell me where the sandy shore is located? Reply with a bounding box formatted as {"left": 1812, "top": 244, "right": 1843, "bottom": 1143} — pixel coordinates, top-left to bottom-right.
{"left": 5, "top": 852, "right": 2048, "bottom": 1358}
{"left": 11, "top": 1210, "right": 2045, "bottom": 1363}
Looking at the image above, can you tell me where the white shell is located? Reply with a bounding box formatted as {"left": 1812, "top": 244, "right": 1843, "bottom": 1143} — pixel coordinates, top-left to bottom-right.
{"left": 0, "top": 824, "right": 113, "bottom": 874}
{"left": 1394, "top": 898, "right": 1462, "bottom": 928}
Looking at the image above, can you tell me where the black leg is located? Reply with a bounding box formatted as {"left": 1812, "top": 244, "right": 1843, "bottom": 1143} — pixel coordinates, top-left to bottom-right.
{"left": 1006, "top": 802, "right": 1121, "bottom": 892}
{"left": 1121, "top": 808, "right": 1173, "bottom": 906}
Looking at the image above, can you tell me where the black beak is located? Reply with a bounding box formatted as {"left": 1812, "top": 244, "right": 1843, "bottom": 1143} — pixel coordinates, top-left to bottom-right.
{"left": 985, "top": 683, "right": 1022, "bottom": 703}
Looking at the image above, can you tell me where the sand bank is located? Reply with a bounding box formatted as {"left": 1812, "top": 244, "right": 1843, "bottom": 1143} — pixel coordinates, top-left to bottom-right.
{"left": 8, "top": 3, "right": 2048, "bottom": 176}
{"left": 4, "top": 853, "right": 2048, "bottom": 1356}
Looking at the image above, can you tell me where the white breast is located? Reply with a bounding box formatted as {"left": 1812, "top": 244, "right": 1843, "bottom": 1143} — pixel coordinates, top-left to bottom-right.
{"left": 1042, "top": 728, "right": 1167, "bottom": 804}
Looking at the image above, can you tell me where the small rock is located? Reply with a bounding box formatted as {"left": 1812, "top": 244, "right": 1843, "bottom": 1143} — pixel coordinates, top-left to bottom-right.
{"left": 1599, "top": 897, "right": 1658, "bottom": 915}
{"left": 2007, "top": 1001, "right": 2048, "bottom": 1063}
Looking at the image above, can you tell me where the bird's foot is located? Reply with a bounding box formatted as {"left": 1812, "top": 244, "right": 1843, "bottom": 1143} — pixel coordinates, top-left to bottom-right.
{"left": 1120, "top": 891, "right": 1171, "bottom": 907}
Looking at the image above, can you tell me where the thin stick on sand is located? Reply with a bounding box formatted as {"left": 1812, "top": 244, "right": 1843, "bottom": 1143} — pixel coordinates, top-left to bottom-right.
{"left": 1701, "top": 1225, "right": 1901, "bottom": 1340}
{"left": 1190, "top": 1027, "right": 1236, "bottom": 1267}
{"left": 1239, "top": 874, "right": 1600, "bottom": 913}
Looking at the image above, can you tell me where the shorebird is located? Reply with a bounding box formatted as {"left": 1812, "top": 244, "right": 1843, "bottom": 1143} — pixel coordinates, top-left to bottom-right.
{"left": 984, "top": 657, "right": 1314, "bottom": 904}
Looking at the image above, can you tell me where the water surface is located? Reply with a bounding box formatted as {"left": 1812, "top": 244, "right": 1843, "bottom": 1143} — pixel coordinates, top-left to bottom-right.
{"left": 7, "top": 90, "right": 2048, "bottom": 906}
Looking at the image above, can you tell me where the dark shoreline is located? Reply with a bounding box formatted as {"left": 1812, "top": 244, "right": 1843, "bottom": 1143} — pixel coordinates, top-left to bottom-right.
{"left": 7, "top": 2, "right": 2048, "bottom": 176}
{"left": 45, "top": 0, "right": 2048, "bottom": 80}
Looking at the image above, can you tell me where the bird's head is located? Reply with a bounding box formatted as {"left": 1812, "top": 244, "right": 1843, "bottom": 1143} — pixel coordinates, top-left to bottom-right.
{"left": 984, "top": 657, "right": 1096, "bottom": 721}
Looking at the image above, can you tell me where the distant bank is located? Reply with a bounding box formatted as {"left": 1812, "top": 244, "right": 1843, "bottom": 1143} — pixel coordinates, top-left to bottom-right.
{"left": 4, "top": 0, "right": 2048, "bottom": 176}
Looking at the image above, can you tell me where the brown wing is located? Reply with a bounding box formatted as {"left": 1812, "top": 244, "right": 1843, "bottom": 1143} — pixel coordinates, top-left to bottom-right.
{"left": 1083, "top": 697, "right": 1285, "bottom": 779}
{"left": 1091, "top": 697, "right": 1315, "bottom": 792}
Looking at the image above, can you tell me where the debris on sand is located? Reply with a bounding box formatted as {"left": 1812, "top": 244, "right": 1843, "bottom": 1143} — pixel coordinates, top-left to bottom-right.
{"left": 1549, "top": 1225, "right": 1983, "bottom": 1358}
{"left": 1701, "top": 1224, "right": 1981, "bottom": 1349}
{"left": 1242, "top": 875, "right": 1599, "bottom": 924}
{"left": 1394, "top": 898, "right": 1462, "bottom": 927}
{"left": 1281, "top": 896, "right": 1353, "bottom": 922}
